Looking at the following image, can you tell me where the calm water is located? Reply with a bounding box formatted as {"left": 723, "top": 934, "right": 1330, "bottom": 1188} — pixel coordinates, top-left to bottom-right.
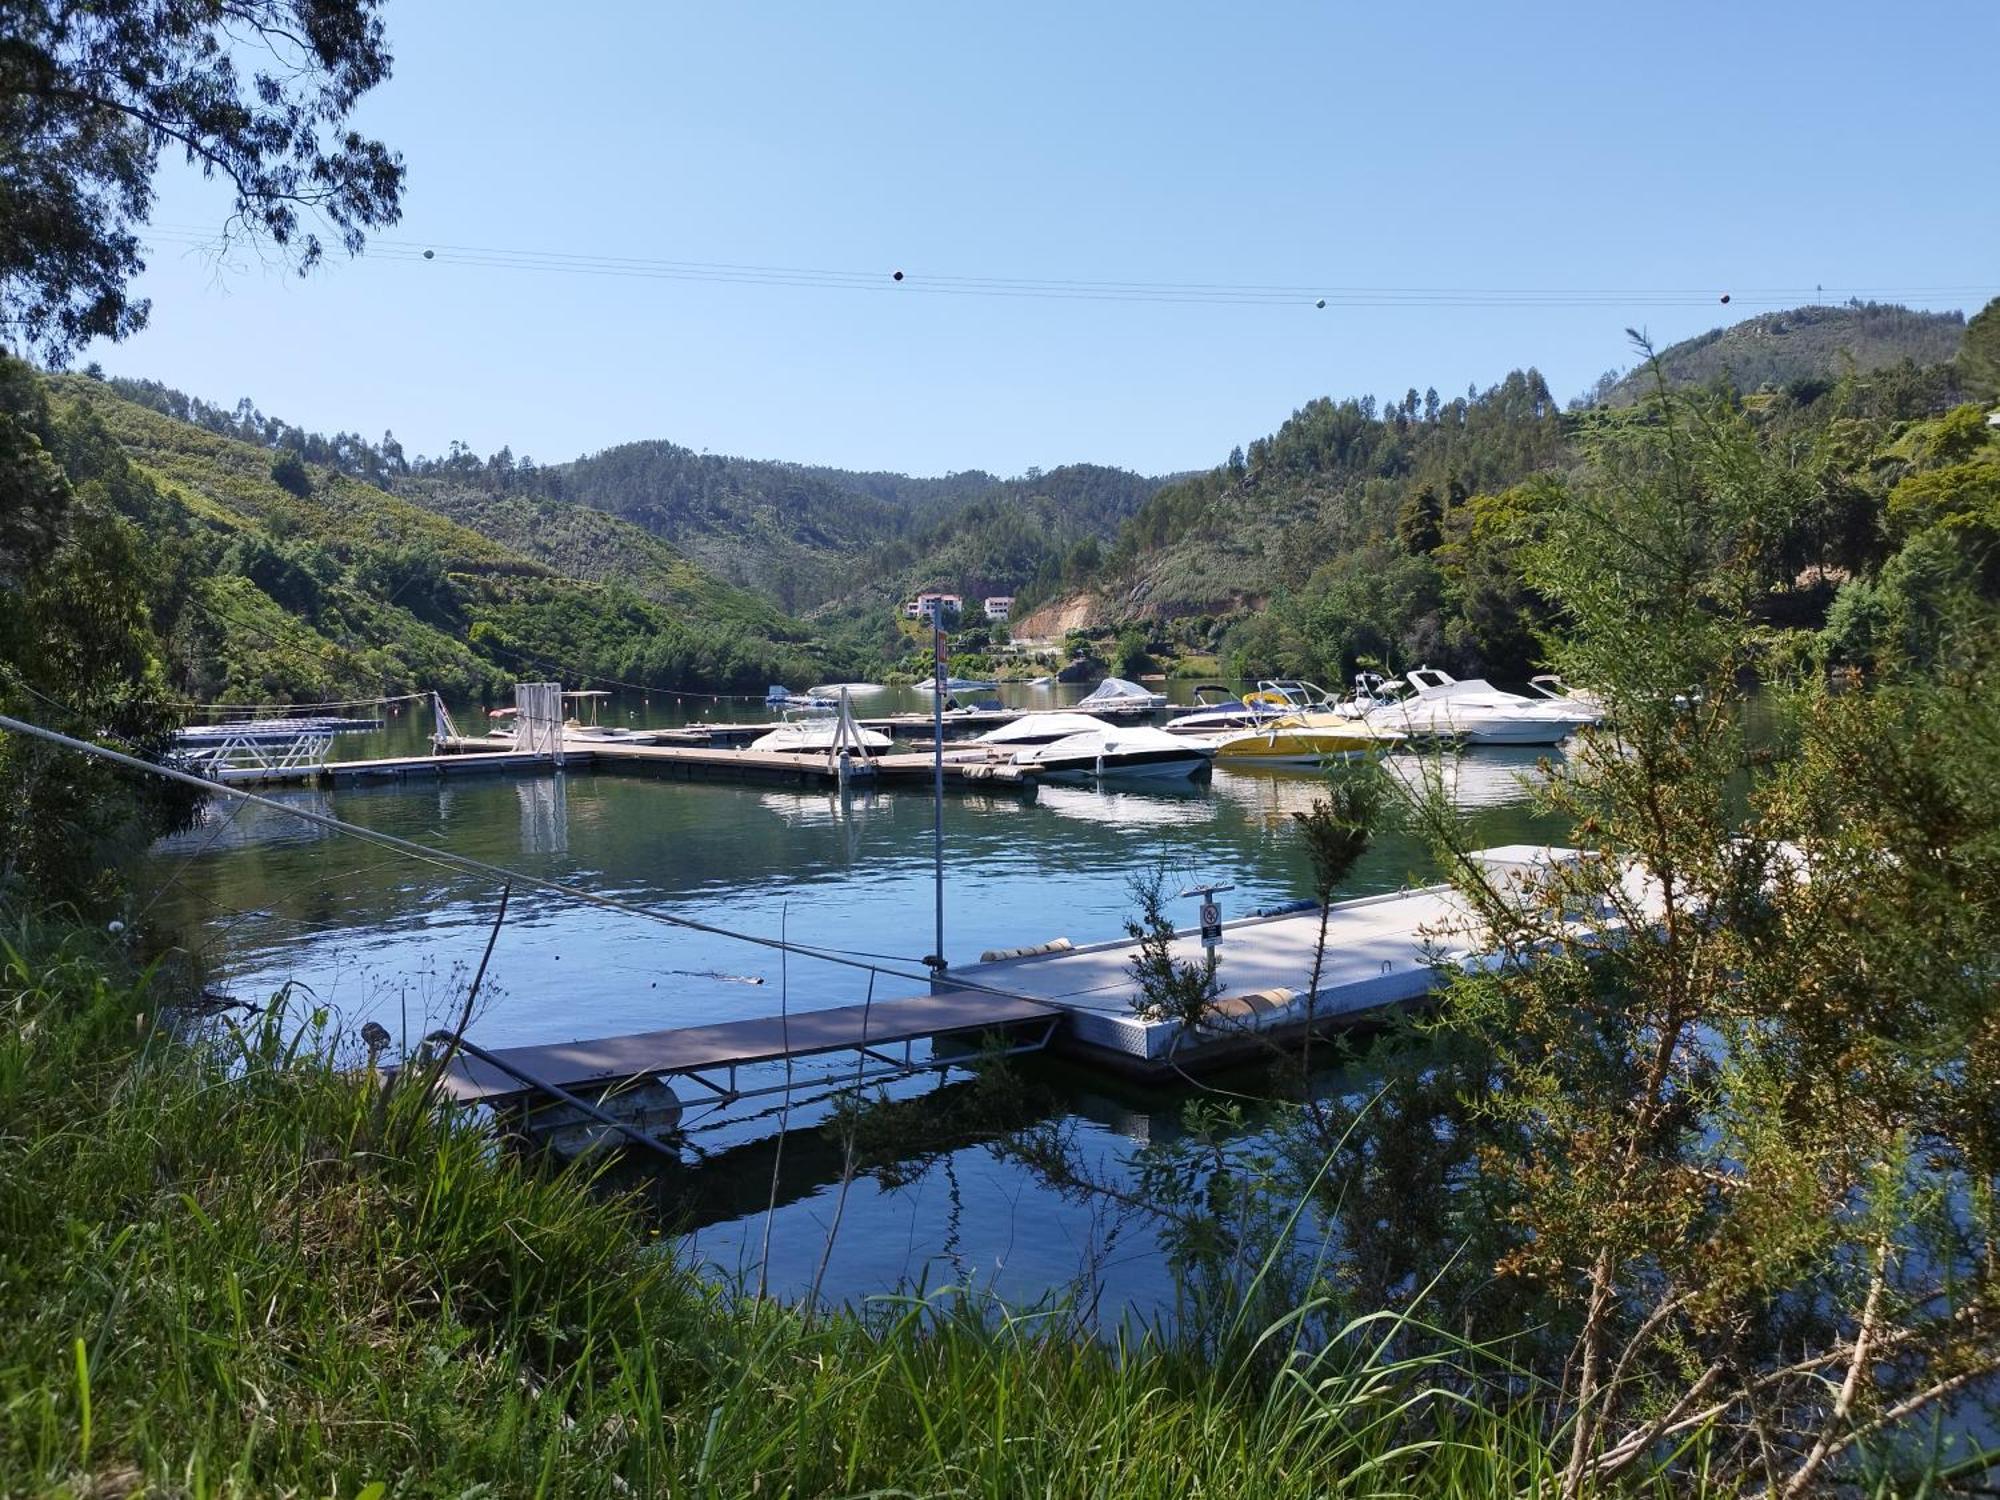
{"left": 148, "top": 684, "right": 1570, "bottom": 1315}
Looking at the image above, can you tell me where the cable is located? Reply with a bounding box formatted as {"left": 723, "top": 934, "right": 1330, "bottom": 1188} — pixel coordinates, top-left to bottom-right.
{"left": 172, "top": 691, "right": 429, "bottom": 715}
{"left": 142, "top": 223, "right": 1994, "bottom": 311}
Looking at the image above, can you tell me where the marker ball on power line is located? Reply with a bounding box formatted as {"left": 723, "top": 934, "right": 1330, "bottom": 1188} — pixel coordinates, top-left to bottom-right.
{"left": 1719, "top": 293, "right": 1731, "bottom": 304}
{"left": 892, "top": 270, "right": 905, "bottom": 281}
{"left": 423, "top": 249, "right": 435, "bottom": 260}
{"left": 1315, "top": 298, "right": 1326, "bottom": 309}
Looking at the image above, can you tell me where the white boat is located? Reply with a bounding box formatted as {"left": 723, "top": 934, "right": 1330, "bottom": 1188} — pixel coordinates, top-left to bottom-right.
{"left": 1026, "top": 676, "right": 1054, "bottom": 687}
{"left": 915, "top": 675, "right": 998, "bottom": 694}
{"left": 1075, "top": 677, "right": 1168, "bottom": 715}
{"left": 974, "top": 711, "right": 1116, "bottom": 747}
{"left": 807, "top": 682, "right": 887, "bottom": 698}
{"left": 1526, "top": 674, "right": 1606, "bottom": 715}
{"left": 1163, "top": 684, "right": 1290, "bottom": 734}
{"left": 1353, "top": 668, "right": 1600, "bottom": 746}
{"left": 748, "top": 720, "right": 894, "bottom": 754}
{"left": 486, "top": 691, "right": 665, "bottom": 745}
{"left": 766, "top": 685, "right": 838, "bottom": 713}
{"left": 1012, "top": 724, "right": 1214, "bottom": 783}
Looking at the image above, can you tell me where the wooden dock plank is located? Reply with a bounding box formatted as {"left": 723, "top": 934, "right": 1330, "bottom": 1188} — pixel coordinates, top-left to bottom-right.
{"left": 436, "top": 991, "right": 1060, "bottom": 1104}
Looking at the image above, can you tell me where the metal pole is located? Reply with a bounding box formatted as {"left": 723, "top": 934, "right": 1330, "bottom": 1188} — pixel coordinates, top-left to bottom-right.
{"left": 931, "top": 607, "right": 946, "bottom": 970}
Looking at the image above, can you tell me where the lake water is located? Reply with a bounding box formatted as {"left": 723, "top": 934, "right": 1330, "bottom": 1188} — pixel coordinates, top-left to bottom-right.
{"left": 147, "top": 683, "right": 1571, "bottom": 1316}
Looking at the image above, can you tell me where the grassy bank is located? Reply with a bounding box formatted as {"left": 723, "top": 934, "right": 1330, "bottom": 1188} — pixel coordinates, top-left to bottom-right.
{"left": 0, "top": 918, "right": 1632, "bottom": 1499}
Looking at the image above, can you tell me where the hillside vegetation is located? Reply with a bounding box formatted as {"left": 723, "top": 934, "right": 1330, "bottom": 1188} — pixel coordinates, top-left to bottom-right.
{"left": 40, "top": 373, "right": 822, "bottom": 703}
{"left": 1591, "top": 302, "right": 1964, "bottom": 407}
{"left": 1009, "top": 301, "right": 1995, "bottom": 684}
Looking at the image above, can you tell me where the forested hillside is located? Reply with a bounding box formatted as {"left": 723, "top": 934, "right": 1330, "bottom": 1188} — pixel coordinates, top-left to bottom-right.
{"left": 100, "top": 376, "right": 1163, "bottom": 620}
{"left": 85, "top": 299, "right": 1994, "bottom": 692}
{"left": 546, "top": 441, "right": 909, "bottom": 610}
{"left": 1588, "top": 302, "right": 1965, "bottom": 407}
{"left": 29, "top": 371, "right": 823, "bottom": 703}
{"left": 1019, "top": 302, "right": 1995, "bottom": 685}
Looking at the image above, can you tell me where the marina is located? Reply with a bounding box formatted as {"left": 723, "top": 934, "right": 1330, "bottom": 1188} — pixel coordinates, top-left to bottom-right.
{"left": 144, "top": 683, "right": 1576, "bottom": 1309}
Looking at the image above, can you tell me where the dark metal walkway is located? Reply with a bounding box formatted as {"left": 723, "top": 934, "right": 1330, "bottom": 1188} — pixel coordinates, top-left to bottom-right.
{"left": 434, "top": 991, "right": 1060, "bottom": 1105}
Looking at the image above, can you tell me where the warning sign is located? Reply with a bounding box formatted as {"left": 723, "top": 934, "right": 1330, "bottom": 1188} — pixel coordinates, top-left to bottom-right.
{"left": 1199, "top": 900, "right": 1222, "bottom": 945}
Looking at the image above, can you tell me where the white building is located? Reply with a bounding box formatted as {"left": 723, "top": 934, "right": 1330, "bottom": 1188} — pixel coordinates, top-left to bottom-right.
{"left": 903, "top": 592, "right": 963, "bottom": 622}
{"left": 983, "top": 595, "right": 1015, "bottom": 622}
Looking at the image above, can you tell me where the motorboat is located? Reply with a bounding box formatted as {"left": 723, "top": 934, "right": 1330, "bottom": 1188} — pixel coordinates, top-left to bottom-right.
{"left": 914, "top": 675, "right": 999, "bottom": 694}
{"left": 974, "top": 711, "right": 1116, "bottom": 747}
{"left": 748, "top": 720, "right": 894, "bottom": 754}
{"left": 1075, "top": 677, "right": 1168, "bottom": 715}
{"left": 1011, "top": 724, "right": 1214, "bottom": 783}
{"left": 1242, "top": 678, "right": 1342, "bottom": 713}
{"left": 1026, "top": 676, "right": 1054, "bottom": 687}
{"left": 807, "top": 682, "right": 887, "bottom": 698}
{"left": 766, "top": 685, "right": 838, "bottom": 714}
{"left": 556, "top": 720, "right": 666, "bottom": 744}
{"left": 486, "top": 691, "right": 665, "bottom": 745}
{"left": 1206, "top": 715, "right": 1405, "bottom": 766}
{"left": 1163, "top": 684, "right": 1290, "bottom": 735}
{"left": 1527, "top": 674, "right": 1607, "bottom": 715}
{"left": 1351, "top": 667, "right": 1600, "bottom": 746}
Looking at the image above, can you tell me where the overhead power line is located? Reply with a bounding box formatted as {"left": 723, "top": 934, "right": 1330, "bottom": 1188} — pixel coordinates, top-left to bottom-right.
{"left": 141, "top": 223, "right": 1992, "bottom": 312}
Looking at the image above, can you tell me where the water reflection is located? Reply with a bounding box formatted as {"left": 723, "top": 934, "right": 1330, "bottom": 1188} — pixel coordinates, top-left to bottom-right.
{"left": 517, "top": 775, "right": 568, "bottom": 856}
{"left": 144, "top": 724, "right": 1577, "bottom": 1313}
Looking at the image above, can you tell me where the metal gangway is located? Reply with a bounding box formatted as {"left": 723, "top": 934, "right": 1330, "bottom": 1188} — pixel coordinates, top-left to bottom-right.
{"left": 172, "top": 720, "right": 340, "bottom": 783}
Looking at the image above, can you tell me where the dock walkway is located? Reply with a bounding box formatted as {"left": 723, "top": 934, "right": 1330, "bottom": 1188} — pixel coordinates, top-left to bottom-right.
{"left": 435, "top": 991, "right": 1060, "bottom": 1105}
{"left": 220, "top": 739, "right": 1037, "bottom": 791}
{"left": 427, "top": 848, "right": 1579, "bottom": 1131}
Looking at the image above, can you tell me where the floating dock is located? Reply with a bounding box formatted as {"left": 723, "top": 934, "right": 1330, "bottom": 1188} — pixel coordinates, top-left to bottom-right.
{"left": 216, "top": 739, "right": 1037, "bottom": 792}
{"left": 435, "top": 991, "right": 1061, "bottom": 1106}
{"left": 425, "top": 847, "right": 1577, "bottom": 1151}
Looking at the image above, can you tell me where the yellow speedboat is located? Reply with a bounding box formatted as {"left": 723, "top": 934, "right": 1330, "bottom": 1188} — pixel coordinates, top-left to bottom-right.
{"left": 1208, "top": 714, "right": 1403, "bottom": 765}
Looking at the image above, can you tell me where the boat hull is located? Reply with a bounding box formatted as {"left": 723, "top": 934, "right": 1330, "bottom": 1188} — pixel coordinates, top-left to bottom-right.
{"left": 1365, "top": 709, "right": 1581, "bottom": 746}
{"left": 1210, "top": 726, "right": 1392, "bottom": 764}
{"left": 1028, "top": 749, "right": 1214, "bottom": 783}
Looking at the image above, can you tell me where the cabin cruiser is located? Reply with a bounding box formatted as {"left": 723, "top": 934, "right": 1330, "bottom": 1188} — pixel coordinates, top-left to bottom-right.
{"left": 1075, "top": 676, "right": 1168, "bottom": 715}
{"left": 973, "top": 711, "right": 1116, "bottom": 748}
{"left": 1163, "top": 684, "right": 1290, "bottom": 734}
{"left": 1010, "top": 724, "right": 1214, "bottom": 783}
{"left": 1345, "top": 668, "right": 1600, "bottom": 746}
{"left": 1526, "top": 674, "right": 1606, "bottom": 715}
{"left": 1207, "top": 715, "right": 1405, "bottom": 766}
{"left": 748, "top": 720, "right": 894, "bottom": 754}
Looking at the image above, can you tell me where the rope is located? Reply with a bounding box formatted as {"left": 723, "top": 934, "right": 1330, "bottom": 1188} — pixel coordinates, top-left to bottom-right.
{"left": 172, "top": 692, "right": 429, "bottom": 715}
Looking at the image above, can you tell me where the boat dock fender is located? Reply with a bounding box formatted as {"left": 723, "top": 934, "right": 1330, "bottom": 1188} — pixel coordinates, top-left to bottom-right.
{"left": 978, "top": 937, "right": 1075, "bottom": 963}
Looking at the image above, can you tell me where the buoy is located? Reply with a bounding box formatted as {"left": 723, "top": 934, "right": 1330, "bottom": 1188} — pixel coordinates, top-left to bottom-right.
{"left": 892, "top": 270, "right": 904, "bottom": 282}
{"left": 1719, "top": 293, "right": 1731, "bottom": 304}
{"left": 1315, "top": 298, "right": 1326, "bottom": 309}
{"left": 423, "top": 249, "right": 435, "bottom": 260}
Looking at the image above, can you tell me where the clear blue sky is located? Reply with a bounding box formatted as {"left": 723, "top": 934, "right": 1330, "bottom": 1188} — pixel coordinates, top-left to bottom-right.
{"left": 93, "top": 0, "right": 2000, "bottom": 477}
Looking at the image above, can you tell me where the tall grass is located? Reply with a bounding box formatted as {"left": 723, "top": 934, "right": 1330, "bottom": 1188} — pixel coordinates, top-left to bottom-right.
{"left": 0, "top": 918, "right": 1689, "bottom": 1498}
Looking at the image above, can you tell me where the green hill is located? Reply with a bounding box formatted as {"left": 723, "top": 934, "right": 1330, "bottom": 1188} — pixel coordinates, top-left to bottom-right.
{"left": 546, "top": 441, "right": 913, "bottom": 611}
{"left": 1016, "top": 369, "right": 1572, "bottom": 636}
{"left": 1594, "top": 303, "right": 1964, "bottom": 407}
{"left": 47, "top": 375, "right": 820, "bottom": 703}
